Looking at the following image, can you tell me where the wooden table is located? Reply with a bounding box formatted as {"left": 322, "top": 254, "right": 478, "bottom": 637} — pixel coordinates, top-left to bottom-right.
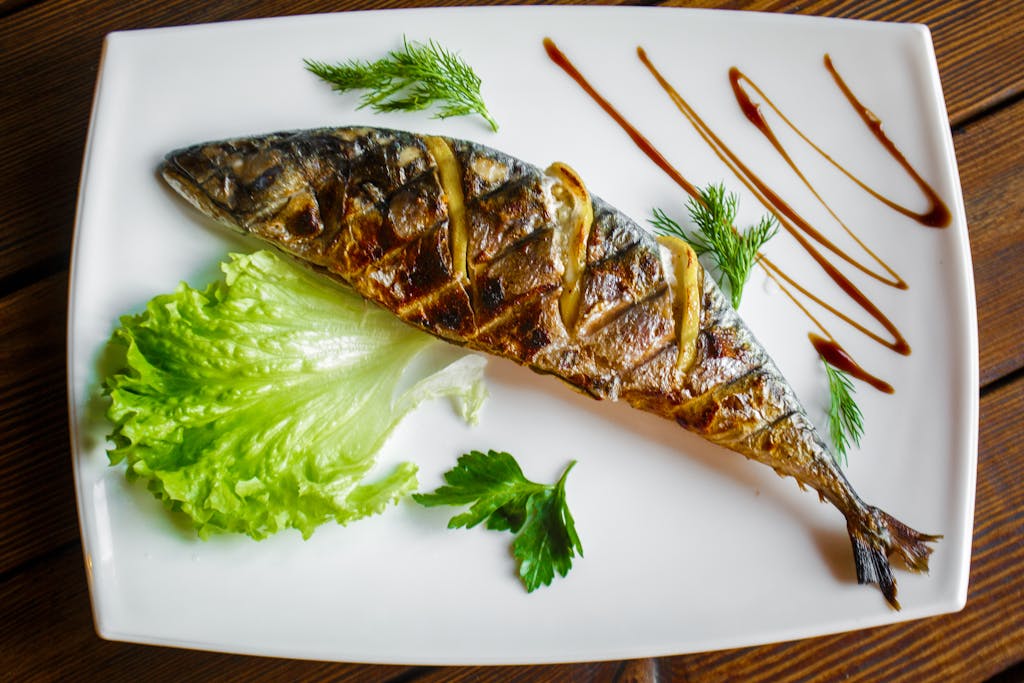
{"left": 2, "top": 1, "right": 1021, "bottom": 680}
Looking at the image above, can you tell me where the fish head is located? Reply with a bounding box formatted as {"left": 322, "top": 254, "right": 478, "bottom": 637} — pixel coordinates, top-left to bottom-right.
{"left": 160, "top": 137, "right": 328, "bottom": 257}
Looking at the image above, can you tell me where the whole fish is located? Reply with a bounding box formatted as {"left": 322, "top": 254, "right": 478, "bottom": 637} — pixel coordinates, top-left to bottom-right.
{"left": 160, "top": 126, "right": 938, "bottom": 608}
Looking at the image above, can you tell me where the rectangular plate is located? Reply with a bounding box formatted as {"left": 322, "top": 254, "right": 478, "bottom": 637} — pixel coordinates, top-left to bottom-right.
{"left": 68, "top": 6, "right": 977, "bottom": 664}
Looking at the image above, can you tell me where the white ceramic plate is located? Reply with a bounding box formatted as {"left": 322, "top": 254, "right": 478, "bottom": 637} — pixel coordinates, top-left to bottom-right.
{"left": 68, "top": 6, "right": 976, "bottom": 664}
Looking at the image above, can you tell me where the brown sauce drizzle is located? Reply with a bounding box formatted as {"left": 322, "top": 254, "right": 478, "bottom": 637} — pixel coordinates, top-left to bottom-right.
{"left": 811, "top": 334, "right": 893, "bottom": 394}
{"left": 729, "top": 69, "right": 906, "bottom": 290}
{"left": 542, "top": 38, "right": 699, "bottom": 199}
{"left": 543, "top": 37, "right": 948, "bottom": 392}
{"left": 823, "top": 55, "right": 951, "bottom": 228}
{"left": 730, "top": 63, "right": 949, "bottom": 235}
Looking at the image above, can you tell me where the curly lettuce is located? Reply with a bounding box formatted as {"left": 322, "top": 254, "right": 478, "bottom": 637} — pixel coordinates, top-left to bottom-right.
{"left": 103, "top": 250, "right": 486, "bottom": 540}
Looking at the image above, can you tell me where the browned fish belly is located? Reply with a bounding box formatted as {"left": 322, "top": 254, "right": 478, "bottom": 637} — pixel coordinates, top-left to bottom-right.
{"left": 160, "top": 126, "right": 938, "bottom": 608}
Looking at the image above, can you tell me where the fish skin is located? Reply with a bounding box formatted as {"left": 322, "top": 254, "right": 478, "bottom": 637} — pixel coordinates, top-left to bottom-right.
{"left": 160, "top": 126, "right": 938, "bottom": 608}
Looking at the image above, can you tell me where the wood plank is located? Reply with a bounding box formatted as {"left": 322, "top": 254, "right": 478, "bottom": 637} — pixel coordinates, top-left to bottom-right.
{"left": 413, "top": 657, "right": 656, "bottom": 681}
{"left": 0, "top": 0, "right": 36, "bottom": 17}
{"left": 952, "top": 99, "right": 1024, "bottom": 385}
{"left": 0, "top": 543, "right": 418, "bottom": 681}
{"left": 0, "top": 0, "right": 1019, "bottom": 283}
{"left": 0, "top": 273, "right": 79, "bottom": 575}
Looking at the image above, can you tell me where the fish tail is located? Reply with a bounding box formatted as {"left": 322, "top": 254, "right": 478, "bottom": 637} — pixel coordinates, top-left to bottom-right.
{"left": 848, "top": 506, "right": 941, "bottom": 610}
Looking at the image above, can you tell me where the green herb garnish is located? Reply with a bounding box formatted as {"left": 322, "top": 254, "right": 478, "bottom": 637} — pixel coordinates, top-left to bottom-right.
{"left": 304, "top": 37, "right": 498, "bottom": 132}
{"left": 651, "top": 183, "right": 778, "bottom": 308}
{"left": 413, "top": 450, "right": 583, "bottom": 592}
{"left": 823, "top": 360, "right": 864, "bottom": 465}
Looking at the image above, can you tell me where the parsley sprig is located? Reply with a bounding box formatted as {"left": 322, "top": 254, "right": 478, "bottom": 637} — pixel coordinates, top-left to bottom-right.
{"left": 651, "top": 183, "right": 778, "bottom": 309}
{"left": 413, "top": 450, "right": 582, "bottom": 592}
{"left": 304, "top": 37, "right": 498, "bottom": 132}
{"left": 823, "top": 360, "right": 864, "bottom": 465}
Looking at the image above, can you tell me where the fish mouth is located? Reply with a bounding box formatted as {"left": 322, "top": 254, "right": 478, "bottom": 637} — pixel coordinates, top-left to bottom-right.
{"left": 159, "top": 156, "right": 247, "bottom": 233}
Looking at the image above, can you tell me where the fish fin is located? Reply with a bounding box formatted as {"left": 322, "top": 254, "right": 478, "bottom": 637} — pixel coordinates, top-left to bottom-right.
{"left": 848, "top": 507, "right": 942, "bottom": 610}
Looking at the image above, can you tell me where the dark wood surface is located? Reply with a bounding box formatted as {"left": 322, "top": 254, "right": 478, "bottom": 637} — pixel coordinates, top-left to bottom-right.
{"left": 2, "top": 1, "right": 1021, "bottom": 680}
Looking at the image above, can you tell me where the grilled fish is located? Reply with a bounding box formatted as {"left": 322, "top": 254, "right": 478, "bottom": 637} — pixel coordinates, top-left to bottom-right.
{"left": 160, "top": 126, "right": 938, "bottom": 608}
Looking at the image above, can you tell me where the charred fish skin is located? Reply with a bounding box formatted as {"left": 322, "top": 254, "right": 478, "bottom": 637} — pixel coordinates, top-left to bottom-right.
{"left": 160, "top": 126, "right": 938, "bottom": 608}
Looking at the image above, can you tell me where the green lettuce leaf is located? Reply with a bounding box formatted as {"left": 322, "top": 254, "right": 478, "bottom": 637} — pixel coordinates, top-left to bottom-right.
{"left": 103, "top": 250, "right": 486, "bottom": 540}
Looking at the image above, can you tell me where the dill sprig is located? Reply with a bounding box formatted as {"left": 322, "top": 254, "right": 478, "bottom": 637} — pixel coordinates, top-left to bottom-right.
{"left": 822, "top": 360, "right": 864, "bottom": 466}
{"left": 651, "top": 183, "right": 778, "bottom": 309}
{"left": 304, "top": 37, "right": 498, "bottom": 132}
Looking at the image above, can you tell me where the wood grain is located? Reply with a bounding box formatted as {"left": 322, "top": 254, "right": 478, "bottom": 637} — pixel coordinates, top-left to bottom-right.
{"left": 411, "top": 656, "right": 659, "bottom": 681}
{"left": 0, "top": 273, "right": 78, "bottom": 575}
